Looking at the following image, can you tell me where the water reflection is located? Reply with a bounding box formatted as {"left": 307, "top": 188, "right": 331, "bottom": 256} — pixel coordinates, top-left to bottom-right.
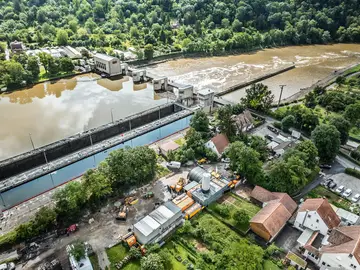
{"left": 0, "top": 74, "right": 166, "bottom": 160}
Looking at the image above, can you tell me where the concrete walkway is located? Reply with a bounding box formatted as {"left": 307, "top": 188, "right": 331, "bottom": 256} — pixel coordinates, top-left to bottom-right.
{"left": 97, "top": 249, "right": 111, "bottom": 270}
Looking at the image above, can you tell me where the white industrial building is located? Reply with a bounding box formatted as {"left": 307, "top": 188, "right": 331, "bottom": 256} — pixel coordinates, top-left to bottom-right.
{"left": 94, "top": 53, "right": 122, "bottom": 76}
{"left": 197, "top": 89, "right": 215, "bottom": 112}
{"left": 133, "top": 201, "right": 182, "bottom": 244}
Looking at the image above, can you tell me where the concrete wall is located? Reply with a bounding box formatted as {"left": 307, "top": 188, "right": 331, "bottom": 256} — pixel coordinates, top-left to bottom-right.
{"left": 0, "top": 104, "right": 182, "bottom": 180}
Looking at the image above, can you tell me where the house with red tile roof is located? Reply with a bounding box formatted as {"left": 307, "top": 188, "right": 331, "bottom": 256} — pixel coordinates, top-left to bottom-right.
{"left": 319, "top": 226, "right": 360, "bottom": 270}
{"left": 250, "top": 186, "right": 297, "bottom": 242}
{"left": 205, "top": 134, "right": 229, "bottom": 158}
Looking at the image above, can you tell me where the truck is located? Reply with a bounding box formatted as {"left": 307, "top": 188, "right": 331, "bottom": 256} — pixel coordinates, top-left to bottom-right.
{"left": 116, "top": 206, "right": 128, "bottom": 221}
{"left": 166, "top": 161, "right": 181, "bottom": 170}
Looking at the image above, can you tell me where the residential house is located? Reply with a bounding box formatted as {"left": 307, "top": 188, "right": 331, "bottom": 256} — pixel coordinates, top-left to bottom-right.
{"left": 319, "top": 226, "right": 360, "bottom": 270}
{"left": 205, "top": 134, "right": 229, "bottom": 158}
{"left": 294, "top": 198, "right": 341, "bottom": 236}
{"left": 10, "top": 41, "right": 25, "bottom": 52}
{"left": 232, "top": 110, "right": 254, "bottom": 133}
{"left": 294, "top": 198, "right": 341, "bottom": 264}
{"left": 250, "top": 186, "right": 297, "bottom": 242}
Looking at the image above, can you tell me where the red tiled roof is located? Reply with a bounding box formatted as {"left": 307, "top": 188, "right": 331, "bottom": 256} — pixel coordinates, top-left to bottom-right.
{"left": 251, "top": 186, "right": 278, "bottom": 203}
{"left": 299, "top": 198, "right": 341, "bottom": 229}
{"left": 250, "top": 202, "right": 292, "bottom": 238}
{"left": 273, "top": 192, "right": 298, "bottom": 214}
{"left": 321, "top": 226, "right": 360, "bottom": 264}
{"left": 210, "top": 134, "right": 229, "bottom": 154}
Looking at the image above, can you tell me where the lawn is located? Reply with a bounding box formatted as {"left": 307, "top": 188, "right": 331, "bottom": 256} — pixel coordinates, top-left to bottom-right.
{"left": 163, "top": 241, "right": 196, "bottom": 270}
{"left": 106, "top": 244, "right": 127, "bottom": 270}
{"left": 350, "top": 126, "right": 360, "bottom": 141}
{"left": 263, "top": 260, "right": 281, "bottom": 270}
{"left": 156, "top": 164, "right": 171, "bottom": 179}
{"left": 89, "top": 254, "right": 100, "bottom": 270}
{"left": 307, "top": 186, "right": 352, "bottom": 211}
{"left": 208, "top": 193, "right": 260, "bottom": 234}
{"left": 174, "top": 138, "right": 186, "bottom": 146}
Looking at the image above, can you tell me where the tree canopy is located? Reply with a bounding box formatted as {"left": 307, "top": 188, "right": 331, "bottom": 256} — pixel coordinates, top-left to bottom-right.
{"left": 311, "top": 124, "right": 340, "bottom": 163}
{"left": 241, "top": 83, "right": 274, "bottom": 112}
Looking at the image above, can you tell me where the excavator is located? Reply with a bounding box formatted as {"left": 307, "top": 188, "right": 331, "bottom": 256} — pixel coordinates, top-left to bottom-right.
{"left": 169, "top": 177, "right": 185, "bottom": 193}
{"left": 116, "top": 205, "right": 128, "bottom": 221}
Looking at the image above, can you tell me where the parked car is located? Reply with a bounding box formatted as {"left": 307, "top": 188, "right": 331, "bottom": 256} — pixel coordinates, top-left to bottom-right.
{"left": 265, "top": 135, "right": 274, "bottom": 141}
{"left": 320, "top": 164, "right": 332, "bottom": 169}
{"left": 221, "top": 158, "right": 230, "bottom": 163}
{"left": 322, "top": 178, "right": 332, "bottom": 186}
{"left": 352, "top": 194, "right": 360, "bottom": 203}
{"left": 343, "top": 189, "right": 352, "bottom": 197}
{"left": 267, "top": 125, "right": 280, "bottom": 134}
{"left": 327, "top": 182, "right": 337, "bottom": 189}
{"left": 336, "top": 185, "right": 345, "bottom": 193}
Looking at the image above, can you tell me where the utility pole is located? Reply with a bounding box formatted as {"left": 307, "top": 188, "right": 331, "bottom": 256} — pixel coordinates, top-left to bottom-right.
{"left": 90, "top": 134, "right": 96, "bottom": 167}
{"left": 44, "top": 150, "right": 54, "bottom": 186}
{"left": 278, "top": 85, "right": 286, "bottom": 109}
{"left": 111, "top": 108, "right": 114, "bottom": 124}
{"left": 29, "top": 133, "right": 35, "bottom": 150}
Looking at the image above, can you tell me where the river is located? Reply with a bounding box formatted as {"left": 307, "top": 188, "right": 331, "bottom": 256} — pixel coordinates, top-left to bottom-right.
{"left": 1, "top": 44, "right": 360, "bottom": 161}
{"left": 149, "top": 44, "right": 360, "bottom": 102}
{"left": 0, "top": 74, "right": 166, "bottom": 160}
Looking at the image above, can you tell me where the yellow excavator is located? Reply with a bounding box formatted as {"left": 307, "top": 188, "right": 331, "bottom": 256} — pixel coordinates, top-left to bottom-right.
{"left": 169, "top": 177, "right": 185, "bottom": 193}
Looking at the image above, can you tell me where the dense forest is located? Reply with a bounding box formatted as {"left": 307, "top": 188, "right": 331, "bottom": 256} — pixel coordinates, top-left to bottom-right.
{"left": 1, "top": 0, "right": 360, "bottom": 55}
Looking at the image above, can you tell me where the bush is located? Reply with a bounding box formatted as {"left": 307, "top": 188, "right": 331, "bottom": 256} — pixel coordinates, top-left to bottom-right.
{"left": 213, "top": 204, "right": 230, "bottom": 218}
{"left": 350, "top": 151, "right": 360, "bottom": 161}
{"left": 273, "top": 121, "right": 282, "bottom": 129}
{"left": 345, "top": 168, "right": 360, "bottom": 179}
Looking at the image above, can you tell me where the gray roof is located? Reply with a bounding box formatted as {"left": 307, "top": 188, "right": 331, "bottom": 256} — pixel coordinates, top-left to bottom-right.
{"left": 149, "top": 205, "right": 175, "bottom": 225}
{"left": 164, "top": 201, "right": 181, "bottom": 214}
{"left": 184, "top": 181, "right": 199, "bottom": 191}
{"left": 134, "top": 215, "right": 160, "bottom": 237}
{"left": 197, "top": 89, "right": 214, "bottom": 96}
{"left": 94, "top": 53, "right": 116, "bottom": 62}
{"left": 188, "top": 167, "right": 207, "bottom": 183}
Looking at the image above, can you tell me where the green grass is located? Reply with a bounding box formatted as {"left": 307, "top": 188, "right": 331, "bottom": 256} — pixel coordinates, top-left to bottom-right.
{"left": 208, "top": 194, "right": 260, "bottom": 234}
{"left": 38, "top": 66, "right": 78, "bottom": 82}
{"left": 156, "top": 164, "right": 171, "bottom": 179}
{"left": 307, "top": 186, "right": 352, "bottom": 211}
{"left": 89, "top": 254, "right": 100, "bottom": 270}
{"left": 343, "top": 64, "right": 360, "bottom": 76}
{"left": 174, "top": 138, "right": 185, "bottom": 146}
{"left": 263, "top": 260, "right": 281, "bottom": 270}
{"left": 123, "top": 260, "right": 141, "bottom": 270}
{"left": 350, "top": 126, "right": 360, "bottom": 141}
{"left": 106, "top": 244, "right": 128, "bottom": 270}
{"left": 163, "top": 241, "right": 192, "bottom": 270}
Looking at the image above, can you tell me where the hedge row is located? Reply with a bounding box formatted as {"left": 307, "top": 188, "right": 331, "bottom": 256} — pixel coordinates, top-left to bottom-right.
{"left": 345, "top": 168, "right": 360, "bottom": 179}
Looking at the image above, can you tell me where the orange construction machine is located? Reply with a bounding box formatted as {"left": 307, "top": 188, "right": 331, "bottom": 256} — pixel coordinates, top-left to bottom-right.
{"left": 169, "top": 177, "right": 185, "bottom": 193}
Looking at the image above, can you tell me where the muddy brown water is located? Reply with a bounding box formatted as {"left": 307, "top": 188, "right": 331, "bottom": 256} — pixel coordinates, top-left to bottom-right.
{"left": 0, "top": 74, "right": 166, "bottom": 160}
{"left": 1, "top": 44, "right": 360, "bottom": 160}
{"left": 149, "top": 44, "right": 360, "bottom": 101}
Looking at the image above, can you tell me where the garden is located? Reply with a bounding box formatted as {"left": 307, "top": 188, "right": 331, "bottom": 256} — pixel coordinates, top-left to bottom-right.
{"left": 207, "top": 193, "right": 260, "bottom": 234}
{"left": 307, "top": 186, "right": 352, "bottom": 211}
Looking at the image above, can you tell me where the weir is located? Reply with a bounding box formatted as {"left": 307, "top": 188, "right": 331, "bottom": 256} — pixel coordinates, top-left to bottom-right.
{"left": 0, "top": 103, "right": 185, "bottom": 181}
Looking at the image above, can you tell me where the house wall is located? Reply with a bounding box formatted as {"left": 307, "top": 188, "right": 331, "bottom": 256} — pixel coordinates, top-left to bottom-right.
{"left": 204, "top": 141, "right": 220, "bottom": 157}
{"left": 303, "top": 249, "right": 321, "bottom": 265}
{"left": 109, "top": 59, "right": 121, "bottom": 75}
{"left": 294, "top": 211, "right": 329, "bottom": 235}
{"left": 250, "top": 222, "right": 271, "bottom": 242}
{"left": 320, "top": 253, "right": 360, "bottom": 270}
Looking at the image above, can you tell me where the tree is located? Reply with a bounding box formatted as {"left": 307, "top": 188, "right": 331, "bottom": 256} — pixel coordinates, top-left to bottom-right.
{"left": 144, "top": 44, "right": 154, "bottom": 60}
{"left": 216, "top": 105, "right": 236, "bottom": 140}
{"left": 241, "top": 83, "right": 274, "bottom": 112}
{"left": 54, "top": 181, "right": 86, "bottom": 223}
{"left": 267, "top": 155, "right": 310, "bottom": 194}
{"left": 311, "top": 124, "right": 340, "bottom": 163}
{"left": 129, "top": 247, "right": 142, "bottom": 260}
{"left": 281, "top": 115, "right": 295, "bottom": 132}
{"left": 226, "top": 141, "right": 264, "bottom": 184}
{"left": 59, "top": 57, "right": 74, "bottom": 72}
{"left": 344, "top": 103, "right": 360, "bottom": 125}
{"left": 56, "top": 29, "right": 69, "bottom": 46}
{"left": 83, "top": 169, "right": 112, "bottom": 204}
{"left": 248, "top": 135, "right": 269, "bottom": 162}
{"left": 329, "top": 115, "right": 351, "bottom": 145}
{"left": 190, "top": 110, "right": 209, "bottom": 136}
{"left": 233, "top": 210, "right": 249, "bottom": 226}
{"left": 141, "top": 253, "right": 164, "bottom": 270}
{"left": 70, "top": 242, "right": 86, "bottom": 262}
{"left": 105, "top": 146, "right": 157, "bottom": 188}
{"left": 27, "top": 56, "right": 40, "bottom": 81}
{"left": 33, "top": 206, "right": 57, "bottom": 233}
{"left": 3, "top": 61, "right": 26, "bottom": 87}
{"left": 294, "top": 140, "right": 318, "bottom": 169}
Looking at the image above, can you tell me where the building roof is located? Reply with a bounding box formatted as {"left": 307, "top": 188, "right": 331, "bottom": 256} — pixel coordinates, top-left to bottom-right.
{"left": 232, "top": 110, "right": 254, "bottom": 130}
{"left": 94, "top": 53, "right": 117, "bottom": 62}
{"left": 272, "top": 192, "right": 298, "bottom": 214}
{"left": 251, "top": 186, "right": 278, "bottom": 203}
{"left": 321, "top": 226, "right": 360, "bottom": 264}
{"left": 149, "top": 205, "right": 175, "bottom": 225}
{"left": 286, "top": 251, "right": 307, "bottom": 268}
{"left": 331, "top": 204, "right": 360, "bottom": 225}
{"left": 197, "top": 89, "right": 214, "bottom": 96}
{"left": 209, "top": 134, "right": 229, "bottom": 155}
{"left": 299, "top": 198, "right": 341, "bottom": 229}
{"left": 159, "top": 140, "right": 180, "bottom": 153}
{"left": 250, "top": 202, "right": 292, "bottom": 238}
